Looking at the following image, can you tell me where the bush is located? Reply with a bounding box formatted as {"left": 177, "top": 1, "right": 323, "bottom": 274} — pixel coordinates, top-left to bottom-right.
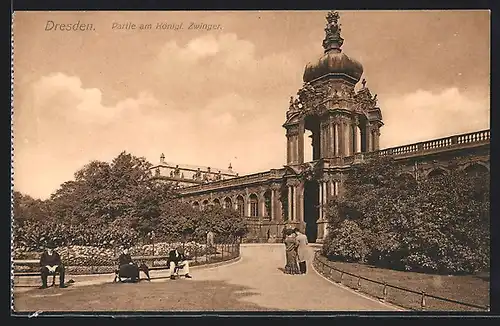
{"left": 322, "top": 220, "right": 369, "bottom": 263}
{"left": 322, "top": 157, "right": 490, "bottom": 275}
{"left": 13, "top": 220, "right": 140, "bottom": 251}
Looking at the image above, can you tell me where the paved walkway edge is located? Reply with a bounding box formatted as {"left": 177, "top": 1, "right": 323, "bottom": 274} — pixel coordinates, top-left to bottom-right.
{"left": 310, "top": 258, "right": 406, "bottom": 311}
{"left": 191, "top": 255, "right": 242, "bottom": 270}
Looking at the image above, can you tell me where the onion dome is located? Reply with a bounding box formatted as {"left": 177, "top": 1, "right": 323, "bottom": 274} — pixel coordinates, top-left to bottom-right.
{"left": 303, "top": 11, "right": 363, "bottom": 83}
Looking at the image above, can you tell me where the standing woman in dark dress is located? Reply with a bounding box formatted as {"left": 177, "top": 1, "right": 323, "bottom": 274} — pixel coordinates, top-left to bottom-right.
{"left": 283, "top": 229, "right": 300, "bottom": 274}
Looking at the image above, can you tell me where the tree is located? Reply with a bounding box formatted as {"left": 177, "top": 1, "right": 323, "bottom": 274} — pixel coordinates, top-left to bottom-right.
{"left": 323, "top": 157, "right": 490, "bottom": 274}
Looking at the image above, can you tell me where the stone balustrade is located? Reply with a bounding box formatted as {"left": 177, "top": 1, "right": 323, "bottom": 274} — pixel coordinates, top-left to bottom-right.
{"left": 178, "top": 129, "right": 489, "bottom": 194}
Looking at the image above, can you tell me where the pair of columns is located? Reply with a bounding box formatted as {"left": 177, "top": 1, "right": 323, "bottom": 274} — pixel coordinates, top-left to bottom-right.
{"left": 286, "top": 182, "right": 303, "bottom": 222}
{"left": 286, "top": 119, "right": 381, "bottom": 165}
{"left": 285, "top": 179, "right": 340, "bottom": 222}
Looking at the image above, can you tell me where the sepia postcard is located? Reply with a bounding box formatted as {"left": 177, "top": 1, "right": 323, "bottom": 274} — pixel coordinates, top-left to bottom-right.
{"left": 11, "top": 10, "right": 490, "bottom": 315}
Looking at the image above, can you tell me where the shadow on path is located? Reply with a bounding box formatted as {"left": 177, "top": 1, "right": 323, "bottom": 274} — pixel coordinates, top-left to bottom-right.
{"left": 13, "top": 279, "right": 280, "bottom": 312}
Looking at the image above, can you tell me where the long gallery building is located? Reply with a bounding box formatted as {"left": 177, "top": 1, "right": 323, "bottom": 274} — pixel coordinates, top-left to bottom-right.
{"left": 151, "top": 11, "right": 490, "bottom": 243}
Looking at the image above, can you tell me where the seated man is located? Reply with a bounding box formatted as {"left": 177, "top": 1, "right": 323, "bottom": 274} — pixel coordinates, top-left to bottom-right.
{"left": 117, "top": 248, "right": 141, "bottom": 282}
{"left": 39, "top": 243, "right": 67, "bottom": 289}
{"left": 167, "top": 247, "right": 192, "bottom": 280}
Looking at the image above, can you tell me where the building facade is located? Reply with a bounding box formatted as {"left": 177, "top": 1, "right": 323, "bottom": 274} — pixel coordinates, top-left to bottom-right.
{"left": 152, "top": 11, "right": 490, "bottom": 243}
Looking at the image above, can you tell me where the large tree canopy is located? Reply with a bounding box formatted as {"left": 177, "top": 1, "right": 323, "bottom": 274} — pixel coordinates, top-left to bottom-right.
{"left": 322, "top": 157, "right": 490, "bottom": 275}
{"left": 13, "top": 151, "right": 248, "bottom": 250}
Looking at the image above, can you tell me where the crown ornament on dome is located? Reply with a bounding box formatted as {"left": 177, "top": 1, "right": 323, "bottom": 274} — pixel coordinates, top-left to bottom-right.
{"left": 322, "top": 11, "right": 344, "bottom": 53}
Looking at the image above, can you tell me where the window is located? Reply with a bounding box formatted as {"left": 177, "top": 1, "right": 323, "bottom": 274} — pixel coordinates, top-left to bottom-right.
{"left": 249, "top": 194, "right": 258, "bottom": 217}
{"left": 236, "top": 196, "right": 245, "bottom": 217}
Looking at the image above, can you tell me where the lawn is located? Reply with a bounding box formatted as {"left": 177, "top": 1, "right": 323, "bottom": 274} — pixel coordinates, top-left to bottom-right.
{"left": 13, "top": 278, "right": 279, "bottom": 312}
{"left": 315, "top": 254, "right": 489, "bottom": 312}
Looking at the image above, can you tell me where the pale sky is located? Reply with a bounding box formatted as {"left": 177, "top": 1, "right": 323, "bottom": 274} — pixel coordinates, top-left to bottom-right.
{"left": 13, "top": 10, "right": 490, "bottom": 199}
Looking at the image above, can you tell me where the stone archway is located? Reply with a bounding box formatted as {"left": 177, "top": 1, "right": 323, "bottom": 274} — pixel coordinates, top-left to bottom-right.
{"left": 427, "top": 167, "right": 447, "bottom": 179}
{"left": 303, "top": 179, "right": 320, "bottom": 243}
{"left": 464, "top": 163, "right": 489, "bottom": 177}
{"left": 224, "top": 197, "right": 232, "bottom": 209}
{"left": 236, "top": 195, "right": 245, "bottom": 217}
{"left": 249, "top": 193, "right": 259, "bottom": 217}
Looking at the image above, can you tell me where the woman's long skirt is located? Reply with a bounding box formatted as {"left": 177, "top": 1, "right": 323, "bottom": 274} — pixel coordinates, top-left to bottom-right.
{"left": 285, "top": 251, "right": 300, "bottom": 274}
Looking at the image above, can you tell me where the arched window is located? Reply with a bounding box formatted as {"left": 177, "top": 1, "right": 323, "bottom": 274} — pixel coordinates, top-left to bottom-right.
{"left": 249, "top": 194, "right": 259, "bottom": 217}
{"left": 213, "top": 198, "right": 221, "bottom": 206}
{"left": 192, "top": 201, "right": 200, "bottom": 210}
{"left": 397, "top": 172, "right": 417, "bottom": 186}
{"left": 464, "top": 163, "right": 489, "bottom": 177}
{"left": 224, "top": 197, "right": 232, "bottom": 209}
{"left": 236, "top": 195, "right": 245, "bottom": 217}
{"left": 202, "top": 199, "right": 209, "bottom": 211}
{"left": 428, "top": 168, "right": 446, "bottom": 179}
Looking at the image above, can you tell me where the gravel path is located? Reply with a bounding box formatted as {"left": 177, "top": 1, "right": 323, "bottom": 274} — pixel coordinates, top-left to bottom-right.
{"left": 13, "top": 244, "right": 399, "bottom": 312}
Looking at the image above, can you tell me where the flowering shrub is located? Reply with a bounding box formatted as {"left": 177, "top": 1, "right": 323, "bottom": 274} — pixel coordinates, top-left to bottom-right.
{"left": 13, "top": 220, "right": 140, "bottom": 251}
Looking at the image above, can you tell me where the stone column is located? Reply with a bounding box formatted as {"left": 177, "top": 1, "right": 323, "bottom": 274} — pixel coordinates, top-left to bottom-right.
{"left": 322, "top": 181, "right": 327, "bottom": 209}
{"left": 352, "top": 119, "right": 359, "bottom": 153}
{"left": 247, "top": 195, "right": 251, "bottom": 217}
{"left": 329, "top": 180, "right": 334, "bottom": 198}
{"left": 287, "top": 185, "right": 293, "bottom": 221}
{"left": 318, "top": 182, "right": 323, "bottom": 220}
{"left": 337, "top": 119, "right": 344, "bottom": 157}
{"left": 286, "top": 125, "right": 299, "bottom": 165}
{"left": 366, "top": 124, "right": 373, "bottom": 152}
{"left": 270, "top": 188, "right": 275, "bottom": 220}
{"left": 298, "top": 121, "right": 305, "bottom": 164}
{"left": 334, "top": 122, "right": 339, "bottom": 156}
{"left": 259, "top": 192, "right": 266, "bottom": 218}
{"left": 292, "top": 186, "right": 297, "bottom": 222}
{"left": 373, "top": 127, "right": 381, "bottom": 151}
{"left": 329, "top": 121, "right": 335, "bottom": 158}
{"left": 270, "top": 184, "right": 283, "bottom": 222}
{"left": 345, "top": 118, "right": 351, "bottom": 157}
{"left": 296, "top": 182, "right": 304, "bottom": 223}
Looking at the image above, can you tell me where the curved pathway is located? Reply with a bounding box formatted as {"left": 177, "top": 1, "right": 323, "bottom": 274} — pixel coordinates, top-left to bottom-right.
{"left": 13, "top": 244, "right": 401, "bottom": 311}
{"left": 193, "top": 244, "right": 400, "bottom": 311}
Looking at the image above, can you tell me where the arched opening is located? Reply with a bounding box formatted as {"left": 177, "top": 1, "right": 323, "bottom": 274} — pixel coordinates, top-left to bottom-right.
{"left": 236, "top": 195, "right": 245, "bottom": 217}
{"left": 428, "top": 168, "right": 446, "bottom": 179}
{"left": 304, "top": 129, "right": 313, "bottom": 162}
{"left": 280, "top": 186, "right": 289, "bottom": 221}
{"left": 213, "top": 198, "right": 221, "bottom": 206}
{"left": 397, "top": 172, "right": 417, "bottom": 188}
{"left": 303, "top": 179, "right": 320, "bottom": 243}
{"left": 192, "top": 201, "right": 200, "bottom": 210}
{"left": 464, "top": 163, "right": 489, "bottom": 177}
{"left": 224, "top": 197, "right": 232, "bottom": 210}
{"left": 202, "top": 199, "right": 209, "bottom": 211}
{"left": 249, "top": 194, "right": 259, "bottom": 217}
{"left": 304, "top": 115, "right": 321, "bottom": 161}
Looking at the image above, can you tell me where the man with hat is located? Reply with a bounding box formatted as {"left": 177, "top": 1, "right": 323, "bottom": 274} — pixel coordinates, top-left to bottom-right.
{"left": 39, "top": 242, "right": 67, "bottom": 289}
{"left": 167, "top": 246, "right": 192, "bottom": 280}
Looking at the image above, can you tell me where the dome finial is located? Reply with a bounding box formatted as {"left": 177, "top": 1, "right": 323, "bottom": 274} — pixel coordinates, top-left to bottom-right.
{"left": 322, "top": 11, "right": 344, "bottom": 53}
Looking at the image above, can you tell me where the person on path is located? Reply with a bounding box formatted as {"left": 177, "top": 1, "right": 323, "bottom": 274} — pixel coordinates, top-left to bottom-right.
{"left": 283, "top": 229, "right": 300, "bottom": 275}
{"left": 294, "top": 227, "right": 308, "bottom": 274}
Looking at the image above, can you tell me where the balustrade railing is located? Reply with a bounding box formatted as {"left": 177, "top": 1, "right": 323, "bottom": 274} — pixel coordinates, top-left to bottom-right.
{"left": 181, "top": 170, "right": 285, "bottom": 194}
{"left": 180, "top": 130, "right": 489, "bottom": 194}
